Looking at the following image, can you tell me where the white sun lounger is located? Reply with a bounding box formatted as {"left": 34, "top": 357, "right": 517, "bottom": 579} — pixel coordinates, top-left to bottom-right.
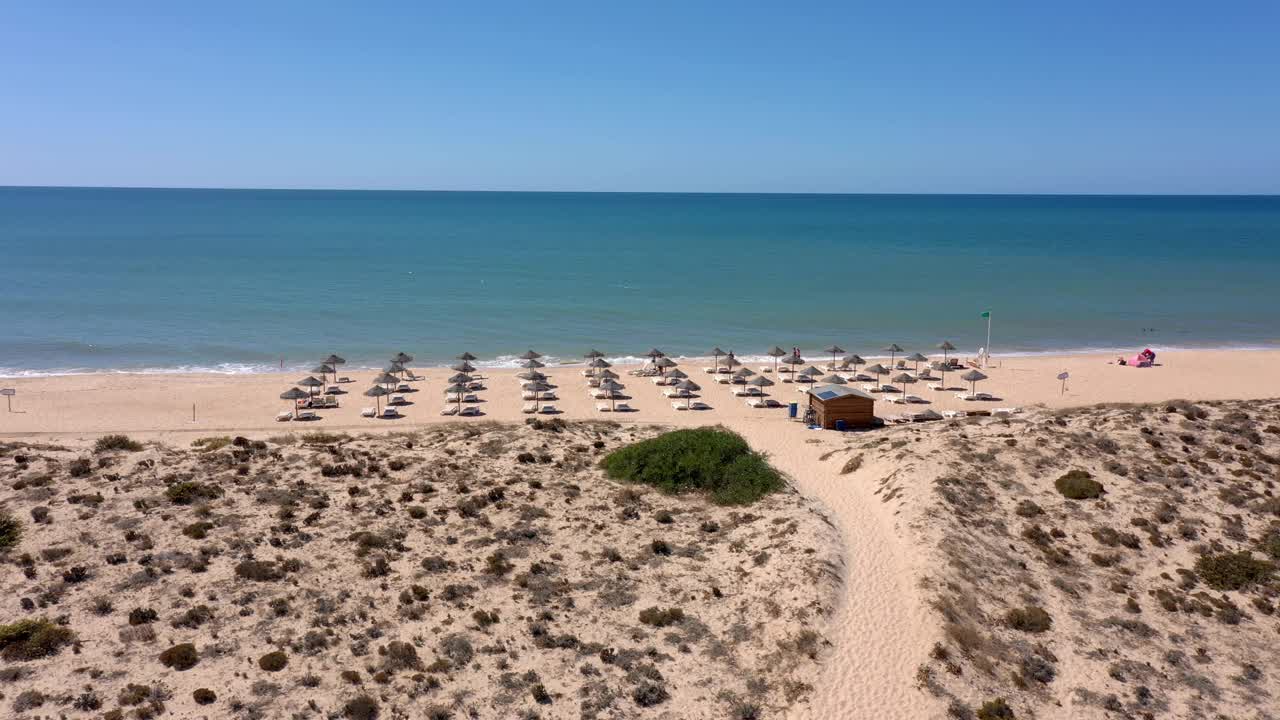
{"left": 326, "top": 385, "right": 340, "bottom": 395}
{"left": 522, "top": 391, "right": 557, "bottom": 401}
{"left": 360, "top": 407, "right": 377, "bottom": 418}
{"left": 941, "top": 410, "right": 967, "bottom": 419}
{"left": 702, "top": 367, "right": 718, "bottom": 374}
{"left": 439, "top": 405, "right": 458, "bottom": 416}
{"left": 759, "top": 366, "right": 773, "bottom": 373}
{"left": 745, "top": 397, "right": 769, "bottom": 408}
{"left": 956, "top": 392, "right": 994, "bottom": 401}
{"left": 928, "top": 383, "right": 946, "bottom": 391}
{"left": 881, "top": 395, "right": 905, "bottom": 404}
{"left": 337, "top": 376, "right": 351, "bottom": 383}
{"left": 596, "top": 402, "right": 612, "bottom": 412}
{"left": 396, "top": 384, "right": 411, "bottom": 393}
{"left": 614, "top": 402, "right": 633, "bottom": 412}
{"left": 539, "top": 405, "right": 558, "bottom": 414}
{"left": 459, "top": 406, "right": 480, "bottom": 416}
{"left": 663, "top": 389, "right": 691, "bottom": 398}
{"left": 904, "top": 395, "right": 926, "bottom": 404}
{"left": 445, "top": 392, "right": 464, "bottom": 402}
{"left": 297, "top": 410, "right": 319, "bottom": 421}
{"left": 715, "top": 376, "right": 731, "bottom": 384}
{"left": 861, "top": 384, "right": 882, "bottom": 393}
{"left": 380, "top": 407, "right": 400, "bottom": 419}
{"left": 521, "top": 402, "right": 538, "bottom": 414}
{"left": 672, "top": 401, "right": 689, "bottom": 410}
{"left": 390, "top": 395, "right": 406, "bottom": 405}
{"left": 276, "top": 411, "right": 293, "bottom": 421}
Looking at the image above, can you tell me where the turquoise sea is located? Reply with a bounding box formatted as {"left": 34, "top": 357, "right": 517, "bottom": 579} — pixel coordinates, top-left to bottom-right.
{"left": 2, "top": 187, "right": 1279, "bottom": 375}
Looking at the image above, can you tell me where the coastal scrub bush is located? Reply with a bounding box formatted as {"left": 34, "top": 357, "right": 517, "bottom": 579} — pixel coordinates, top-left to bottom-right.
{"left": 1195, "top": 551, "right": 1275, "bottom": 591}
{"left": 976, "top": 698, "right": 1015, "bottom": 719}
{"left": 0, "top": 510, "right": 22, "bottom": 552}
{"left": 191, "top": 436, "right": 233, "bottom": 452}
{"left": 343, "top": 694, "right": 379, "bottom": 720}
{"left": 1054, "top": 470, "right": 1104, "bottom": 499}
{"left": 0, "top": 618, "right": 76, "bottom": 661}
{"left": 1005, "top": 606, "right": 1052, "bottom": 633}
{"left": 95, "top": 434, "right": 143, "bottom": 452}
{"left": 166, "top": 481, "right": 222, "bottom": 505}
{"left": 601, "top": 428, "right": 784, "bottom": 505}
{"left": 159, "top": 642, "right": 200, "bottom": 670}
{"left": 638, "top": 607, "right": 685, "bottom": 627}
{"left": 258, "top": 650, "right": 288, "bottom": 671}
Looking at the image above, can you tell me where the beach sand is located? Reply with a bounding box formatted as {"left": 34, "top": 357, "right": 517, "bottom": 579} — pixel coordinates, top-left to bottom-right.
{"left": 3, "top": 349, "right": 1279, "bottom": 718}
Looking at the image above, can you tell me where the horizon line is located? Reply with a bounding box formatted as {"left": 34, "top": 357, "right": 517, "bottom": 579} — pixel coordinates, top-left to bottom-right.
{"left": 2, "top": 184, "right": 1278, "bottom": 198}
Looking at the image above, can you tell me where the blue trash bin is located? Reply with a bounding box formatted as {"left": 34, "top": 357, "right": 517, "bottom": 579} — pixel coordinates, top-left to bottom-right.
{"left": 788, "top": 402, "right": 798, "bottom": 419}
{"left": 835, "top": 419, "right": 847, "bottom": 432}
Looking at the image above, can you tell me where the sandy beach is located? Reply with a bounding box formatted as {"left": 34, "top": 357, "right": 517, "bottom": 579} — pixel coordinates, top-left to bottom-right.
{"left": 3, "top": 348, "right": 1280, "bottom": 719}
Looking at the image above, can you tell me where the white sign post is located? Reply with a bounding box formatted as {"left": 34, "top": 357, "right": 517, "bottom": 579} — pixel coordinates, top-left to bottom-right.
{"left": 0, "top": 388, "right": 14, "bottom": 412}
{"left": 1056, "top": 371, "right": 1069, "bottom": 395}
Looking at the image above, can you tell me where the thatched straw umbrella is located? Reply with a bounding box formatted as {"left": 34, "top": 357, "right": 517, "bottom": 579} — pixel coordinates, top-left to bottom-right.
{"left": 709, "top": 347, "right": 726, "bottom": 373}
{"left": 599, "top": 379, "right": 624, "bottom": 411}
{"left": 799, "top": 366, "right": 823, "bottom": 383}
{"left": 280, "top": 387, "right": 309, "bottom": 418}
{"left": 843, "top": 354, "right": 865, "bottom": 374}
{"left": 863, "top": 363, "right": 890, "bottom": 389}
{"left": 665, "top": 368, "right": 688, "bottom": 380}
{"left": 444, "top": 382, "right": 468, "bottom": 413}
{"left": 312, "top": 364, "right": 335, "bottom": 384}
{"left": 324, "top": 355, "right": 346, "bottom": 382}
{"left": 447, "top": 373, "right": 472, "bottom": 387}
{"left": 824, "top": 345, "right": 845, "bottom": 368}
{"left": 675, "top": 379, "right": 700, "bottom": 409}
{"left": 522, "top": 358, "right": 546, "bottom": 370}
{"left": 892, "top": 372, "right": 916, "bottom": 396}
{"left": 372, "top": 372, "right": 400, "bottom": 391}
{"left": 451, "top": 361, "right": 475, "bottom": 374}
{"left": 646, "top": 348, "right": 665, "bottom": 359}
{"left": 733, "top": 367, "right": 756, "bottom": 384}
{"left": 518, "top": 350, "right": 542, "bottom": 361}
{"left": 818, "top": 374, "right": 847, "bottom": 385}
{"left": 385, "top": 361, "right": 406, "bottom": 378}
{"left": 457, "top": 352, "right": 477, "bottom": 361}
{"left": 905, "top": 352, "right": 929, "bottom": 375}
{"left": 961, "top": 369, "right": 989, "bottom": 396}
{"left": 931, "top": 361, "right": 951, "bottom": 390}
{"left": 392, "top": 352, "right": 414, "bottom": 365}
{"left": 297, "top": 376, "right": 324, "bottom": 398}
{"left": 936, "top": 341, "right": 956, "bottom": 368}
{"left": 517, "top": 369, "right": 547, "bottom": 382}
{"left": 747, "top": 375, "right": 774, "bottom": 396}
{"left": 882, "top": 344, "right": 904, "bottom": 368}
{"left": 721, "top": 354, "right": 742, "bottom": 370}
{"left": 779, "top": 354, "right": 804, "bottom": 375}
{"left": 584, "top": 349, "right": 605, "bottom": 359}
{"left": 523, "top": 381, "right": 550, "bottom": 410}
{"left": 363, "top": 385, "right": 390, "bottom": 415}
{"left": 766, "top": 346, "right": 786, "bottom": 374}
{"left": 655, "top": 356, "right": 676, "bottom": 376}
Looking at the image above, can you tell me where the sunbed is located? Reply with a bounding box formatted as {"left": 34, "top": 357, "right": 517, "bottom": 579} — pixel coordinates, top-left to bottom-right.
{"left": 614, "top": 402, "right": 633, "bottom": 412}
{"left": 522, "top": 402, "right": 538, "bottom": 413}
{"left": 459, "top": 406, "right": 480, "bottom": 416}
{"left": 360, "top": 407, "right": 377, "bottom": 418}
{"left": 903, "top": 395, "right": 926, "bottom": 404}
{"left": 396, "top": 384, "right": 411, "bottom": 393}
{"left": 297, "top": 410, "right": 319, "bottom": 421}
{"left": 927, "top": 383, "right": 946, "bottom": 391}
{"left": 275, "top": 411, "right": 293, "bottom": 422}
{"left": 539, "top": 405, "right": 558, "bottom": 414}
{"left": 596, "top": 402, "right": 612, "bottom": 412}
{"left": 745, "top": 397, "right": 767, "bottom": 408}
{"left": 380, "top": 407, "right": 400, "bottom": 419}
{"left": 439, "top": 405, "right": 458, "bottom": 416}
{"left": 337, "top": 376, "right": 351, "bottom": 383}
{"left": 861, "top": 384, "right": 883, "bottom": 393}
{"left": 390, "top": 395, "right": 406, "bottom": 405}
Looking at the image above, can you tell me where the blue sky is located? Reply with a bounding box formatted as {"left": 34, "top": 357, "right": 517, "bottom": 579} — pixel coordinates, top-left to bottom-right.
{"left": 2, "top": 2, "right": 1278, "bottom": 193}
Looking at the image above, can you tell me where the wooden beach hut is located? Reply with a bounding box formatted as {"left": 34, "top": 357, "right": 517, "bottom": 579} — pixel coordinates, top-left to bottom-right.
{"left": 807, "top": 384, "right": 876, "bottom": 429}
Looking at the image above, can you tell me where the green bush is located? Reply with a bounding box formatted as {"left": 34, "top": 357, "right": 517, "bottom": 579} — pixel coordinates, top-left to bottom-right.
{"left": 601, "top": 428, "right": 784, "bottom": 505}
{"left": 1195, "top": 551, "right": 1275, "bottom": 591}
{"left": 0, "top": 619, "right": 76, "bottom": 661}
{"left": 94, "top": 434, "right": 143, "bottom": 452}
{"left": 1054, "top": 470, "right": 1103, "bottom": 500}
{"left": 191, "top": 436, "right": 233, "bottom": 452}
{"left": 258, "top": 650, "right": 288, "bottom": 672}
{"left": 0, "top": 511, "right": 21, "bottom": 552}
{"left": 638, "top": 607, "right": 685, "bottom": 627}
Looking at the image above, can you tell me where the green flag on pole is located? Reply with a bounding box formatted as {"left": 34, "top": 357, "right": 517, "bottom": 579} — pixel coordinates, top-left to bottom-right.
{"left": 980, "top": 310, "right": 990, "bottom": 318}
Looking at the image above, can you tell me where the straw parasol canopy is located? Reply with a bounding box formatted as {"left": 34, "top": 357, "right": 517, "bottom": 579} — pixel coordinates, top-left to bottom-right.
{"left": 863, "top": 364, "right": 890, "bottom": 387}
{"left": 779, "top": 354, "right": 804, "bottom": 374}
{"left": 824, "top": 345, "right": 846, "bottom": 367}
{"left": 324, "top": 354, "right": 346, "bottom": 367}
{"left": 654, "top": 356, "right": 676, "bottom": 375}
{"left": 280, "top": 387, "right": 309, "bottom": 417}
{"left": 444, "top": 382, "right": 468, "bottom": 411}
{"left": 297, "top": 376, "right": 324, "bottom": 397}
{"left": 518, "top": 369, "right": 547, "bottom": 382}
{"left": 961, "top": 369, "right": 988, "bottom": 395}
{"left": 906, "top": 352, "right": 929, "bottom": 374}
{"left": 392, "top": 352, "right": 414, "bottom": 364}
{"left": 892, "top": 372, "right": 917, "bottom": 395}
{"left": 931, "top": 360, "right": 951, "bottom": 389}
{"left": 456, "top": 352, "right": 477, "bottom": 361}
{"left": 373, "top": 372, "right": 400, "bottom": 389}
{"left": 819, "top": 374, "right": 848, "bottom": 385}
{"left": 675, "top": 379, "right": 700, "bottom": 408}
{"left": 451, "top": 361, "right": 476, "bottom": 373}
{"left": 843, "top": 354, "right": 865, "bottom": 373}
{"left": 518, "top": 350, "right": 542, "bottom": 360}
{"left": 766, "top": 346, "right": 786, "bottom": 374}
{"left": 645, "top": 348, "right": 665, "bottom": 358}
{"left": 312, "top": 363, "right": 335, "bottom": 383}
{"left": 800, "top": 365, "right": 823, "bottom": 377}
{"left": 523, "top": 381, "right": 550, "bottom": 408}
{"left": 708, "top": 347, "right": 726, "bottom": 372}
{"left": 665, "top": 368, "right": 688, "bottom": 380}
{"left": 747, "top": 375, "right": 774, "bottom": 395}
{"left": 521, "top": 358, "right": 546, "bottom": 369}
{"left": 584, "top": 349, "right": 605, "bottom": 359}
{"left": 447, "top": 373, "right": 473, "bottom": 385}
{"left": 721, "top": 355, "right": 742, "bottom": 369}
{"left": 936, "top": 341, "right": 956, "bottom": 367}
{"left": 733, "top": 367, "right": 756, "bottom": 382}
{"left": 385, "top": 361, "right": 406, "bottom": 376}
{"left": 363, "top": 385, "right": 391, "bottom": 414}
{"left": 599, "top": 379, "right": 624, "bottom": 410}
{"left": 588, "top": 357, "right": 611, "bottom": 369}
{"left": 882, "top": 344, "right": 904, "bottom": 367}
{"left": 595, "top": 369, "right": 619, "bottom": 380}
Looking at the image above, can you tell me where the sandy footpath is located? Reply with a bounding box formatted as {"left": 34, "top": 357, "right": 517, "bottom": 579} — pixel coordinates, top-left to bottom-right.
{"left": 3, "top": 349, "right": 1279, "bottom": 718}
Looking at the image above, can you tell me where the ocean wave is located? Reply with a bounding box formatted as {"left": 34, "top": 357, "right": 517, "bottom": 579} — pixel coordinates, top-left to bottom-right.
{"left": 3, "top": 342, "right": 1278, "bottom": 379}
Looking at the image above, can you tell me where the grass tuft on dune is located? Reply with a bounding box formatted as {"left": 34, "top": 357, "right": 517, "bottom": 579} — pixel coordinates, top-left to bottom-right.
{"left": 601, "top": 427, "right": 784, "bottom": 505}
